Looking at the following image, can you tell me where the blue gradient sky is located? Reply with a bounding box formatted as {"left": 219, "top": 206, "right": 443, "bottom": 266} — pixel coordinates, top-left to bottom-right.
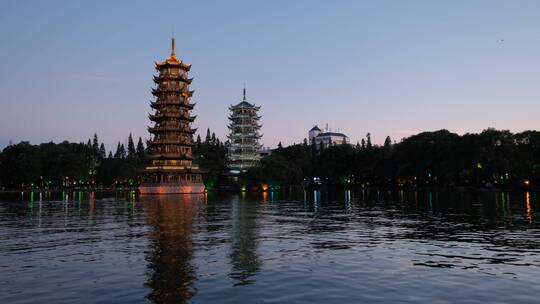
{"left": 1, "top": 0, "right": 540, "bottom": 151}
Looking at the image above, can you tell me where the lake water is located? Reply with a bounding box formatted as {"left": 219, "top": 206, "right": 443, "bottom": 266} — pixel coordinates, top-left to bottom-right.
{"left": 1, "top": 189, "right": 540, "bottom": 303}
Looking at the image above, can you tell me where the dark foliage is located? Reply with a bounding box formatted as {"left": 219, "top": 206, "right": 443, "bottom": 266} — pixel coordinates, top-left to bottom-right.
{"left": 193, "top": 129, "right": 228, "bottom": 187}
{"left": 0, "top": 135, "right": 143, "bottom": 189}
{"left": 0, "top": 130, "right": 228, "bottom": 190}
{"left": 241, "top": 128, "right": 540, "bottom": 189}
{"left": 2, "top": 128, "right": 540, "bottom": 190}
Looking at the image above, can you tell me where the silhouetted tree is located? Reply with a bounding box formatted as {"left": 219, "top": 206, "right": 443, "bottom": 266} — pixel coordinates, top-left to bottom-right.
{"left": 92, "top": 133, "right": 99, "bottom": 154}
{"left": 205, "top": 128, "right": 211, "bottom": 143}
{"left": 384, "top": 136, "right": 392, "bottom": 149}
{"left": 127, "top": 134, "right": 136, "bottom": 159}
{"left": 114, "top": 142, "right": 126, "bottom": 159}
{"left": 99, "top": 143, "right": 106, "bottom": 159}
{"left": 136, "top": 137, "right": 145, "bottom": 160}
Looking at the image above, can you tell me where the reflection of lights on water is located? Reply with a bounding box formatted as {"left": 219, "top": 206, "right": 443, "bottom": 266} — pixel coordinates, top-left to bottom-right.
{"left": 526, "top": 191, "right": 532, "bottom": 224}
{"left": 130, "top": 191, "right": 136, "bottom": 212}
{"left": 262, "top": 191, "right": 268, "bottom": 202}
{"left": 313, "top": 190, "right": 320, "bottom": 204}
{"left": 91, "top": 191, "right": 95, "bottom": 210}
{"left": 344, "top": 190, "right": 351, "bottom": 211}
{"left": 38, "top": 193, "right": 42, "bottom": 228}
{"left": 313, "top": 190, "right": 321, "bottom": 213}
{"left": 498, "top": 192, "right": 509, "bottom": 216}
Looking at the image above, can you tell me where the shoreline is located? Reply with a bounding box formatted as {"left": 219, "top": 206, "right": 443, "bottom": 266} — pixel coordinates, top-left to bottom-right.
{"left": 0, "top": 184, "right": 536, "bottom": 194}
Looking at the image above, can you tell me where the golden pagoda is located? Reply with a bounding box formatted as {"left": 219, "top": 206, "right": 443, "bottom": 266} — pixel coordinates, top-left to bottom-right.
{"left": 139, "top": 38, "right": 204, "bottom": 194}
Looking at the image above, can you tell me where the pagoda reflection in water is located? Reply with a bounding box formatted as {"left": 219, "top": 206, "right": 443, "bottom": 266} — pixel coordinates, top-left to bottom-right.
{"left": 143, "top": 194, "right": 206, "bottom": 303}
{"left": 229, "top": 194, "right": 262, "bottom": 285}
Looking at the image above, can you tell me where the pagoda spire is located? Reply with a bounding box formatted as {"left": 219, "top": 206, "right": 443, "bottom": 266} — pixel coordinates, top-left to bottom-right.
{"left": 167, "top": 36, "right": 178, "bottom": 62}
{"left": 243, "top": 84, "right": 247, "bottom": 101}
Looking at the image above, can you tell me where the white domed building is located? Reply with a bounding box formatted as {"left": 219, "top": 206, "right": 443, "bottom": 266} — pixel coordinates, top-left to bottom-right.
{"left": 308, "top": 125, "right": 349, "bottom": 149}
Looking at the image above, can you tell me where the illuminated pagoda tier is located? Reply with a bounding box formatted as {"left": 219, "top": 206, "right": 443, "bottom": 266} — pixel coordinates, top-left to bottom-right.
{"left": 227, "top": 88, "right": 262, "bottom": 173}
{"left": 139, "top": 38, "right": 204, "bottom": 194}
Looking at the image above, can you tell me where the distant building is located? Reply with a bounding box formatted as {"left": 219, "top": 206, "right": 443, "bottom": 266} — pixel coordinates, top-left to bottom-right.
{"left": 308, "top": 125, "right": 349, "bottom": 148}
{"left": 259, "top": 147, "right": 272, "bottom": 158}
{"left": 227, "top": 88, "right": 262, "bottom": 173}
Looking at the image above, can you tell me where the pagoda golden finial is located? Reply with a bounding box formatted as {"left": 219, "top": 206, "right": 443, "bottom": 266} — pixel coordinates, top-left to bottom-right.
{"left": 167, "top": 36, "right": 178, "bottom": 62}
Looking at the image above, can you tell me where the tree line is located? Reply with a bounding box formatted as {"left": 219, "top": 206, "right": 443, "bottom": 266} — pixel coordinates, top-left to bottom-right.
{"left": 241, "top": 128, "right": 540, "bottom": 190}
{"left": 2, "top": 128, "right": 540, "bottom": 190}
{"left": 0, "top": 130, "right": 227, "bottom": 190}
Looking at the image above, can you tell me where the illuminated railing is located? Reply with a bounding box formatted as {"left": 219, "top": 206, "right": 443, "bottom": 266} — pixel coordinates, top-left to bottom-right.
{"left": 144, "top": 164, "right": 199, "bottom": 170}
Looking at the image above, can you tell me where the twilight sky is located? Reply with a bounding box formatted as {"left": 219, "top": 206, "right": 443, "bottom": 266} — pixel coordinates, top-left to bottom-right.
{"left": 1, "top": 0, "right": 540, "bottom": 151}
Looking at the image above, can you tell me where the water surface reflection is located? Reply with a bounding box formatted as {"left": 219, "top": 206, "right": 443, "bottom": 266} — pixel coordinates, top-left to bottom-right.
{"left": 142, "top": 194, "right": 206, "bottom": 303}
{"left": 1, "top": 189, "right": 540, "bottom": 303}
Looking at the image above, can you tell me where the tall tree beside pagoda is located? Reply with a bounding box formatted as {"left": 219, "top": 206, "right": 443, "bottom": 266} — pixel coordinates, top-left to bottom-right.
{"left": 136, "top": 137, "right": 145, "bottom": 161}
{"left": 127, "top": 133, "right": 136, "bottom": 159}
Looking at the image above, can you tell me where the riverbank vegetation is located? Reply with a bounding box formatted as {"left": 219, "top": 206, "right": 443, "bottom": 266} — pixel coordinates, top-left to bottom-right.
{"left": 1, "top": 128, "right": 539, "bottom": 190}
{"left": 0, "top": 129, "right": 226, "bottom": 190}
{"left": 241, "top": 128, "right": 540, "bottom": 190}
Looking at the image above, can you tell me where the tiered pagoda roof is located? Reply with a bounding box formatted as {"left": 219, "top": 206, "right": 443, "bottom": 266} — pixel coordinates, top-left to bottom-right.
{"left": 140, "top": 38, "right": 203, "bottom": 171}
{"left": 138, "top": 38, "right": 205, "bottom": 193}
{"left": 227, "top": 87, "right": 263, "bottom": 172}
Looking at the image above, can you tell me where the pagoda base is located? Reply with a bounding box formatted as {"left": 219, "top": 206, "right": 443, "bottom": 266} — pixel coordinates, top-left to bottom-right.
{"left": 139, "top": 182, "right": 205, "bottom": 194}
